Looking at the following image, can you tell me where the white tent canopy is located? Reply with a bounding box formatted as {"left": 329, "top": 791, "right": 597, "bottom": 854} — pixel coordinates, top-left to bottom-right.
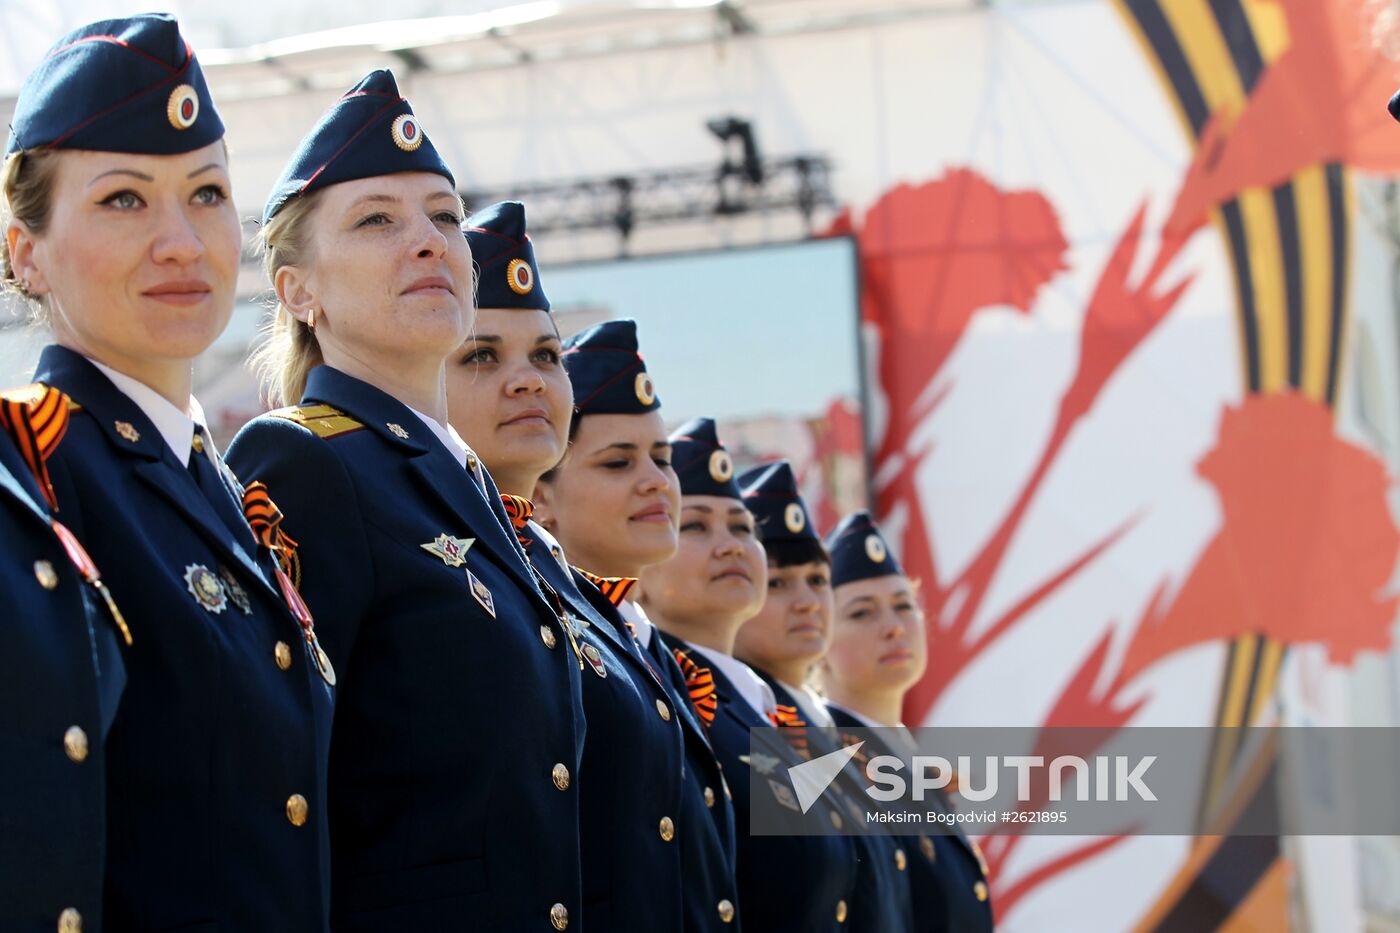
{"left": 0, "top": 0, "right": 979, "bottom": 97}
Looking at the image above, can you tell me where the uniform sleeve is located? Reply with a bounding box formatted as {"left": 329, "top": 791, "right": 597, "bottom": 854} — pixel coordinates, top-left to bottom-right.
{"left": 225, "top": 417, "right": 374, "bottom": 677}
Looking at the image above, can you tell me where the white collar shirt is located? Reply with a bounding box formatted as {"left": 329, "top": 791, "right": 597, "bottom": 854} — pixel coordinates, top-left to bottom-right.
{"left": 88, "top": 357, "right": 201, "bottom": 467}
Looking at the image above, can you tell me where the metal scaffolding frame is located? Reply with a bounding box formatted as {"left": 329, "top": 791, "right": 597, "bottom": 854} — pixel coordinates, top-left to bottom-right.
{"left": 460, "top": 152, "right": 835, "bottom": 252}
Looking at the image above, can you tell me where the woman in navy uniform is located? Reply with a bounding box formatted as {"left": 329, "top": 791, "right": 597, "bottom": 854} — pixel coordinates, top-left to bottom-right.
{"left": 734, "top": 462, "right": 915, "bottom": 933}
{"left": 732, "top": 461, "right": 835, "bottom": 728}
{"left": 821, "top": 512, "right": 995, "bottom": 933}
{"left": 537, "top": 318, "right": 742, "bottom": 930}
{"left": 0, "top": 403, "right": 124, "bottom": 933}
{"left": 638, "top": 418, "right": 862, "bottom": 932}
{"left": 447, "top": 200, "right": 696, "bottom": 931}
{"left": 1, "top": 14, "right": 334, "bottom": 931}
{"left": 226, "top": 74, "right": 585, "bottom": 931}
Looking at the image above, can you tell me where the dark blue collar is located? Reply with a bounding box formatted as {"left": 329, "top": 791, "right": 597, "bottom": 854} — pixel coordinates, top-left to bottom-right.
{"left": 754, "top": 667, "right": 803, "bottom": 710}
{"left": 34, "top": 343, "right": 268, "bottom": 588}
{"left": 826, "top": 704, "right": 864, "bottom": 730}
{"left": 303, "top": 363, "right": 548, "bottom": 605}
{"left": 659, "top": 630, "right": 770, "bottom": 729}
{"left": 35, "top": 345, "right": 166, "bottom": 463}
{"left": 302, "top": 364, "right": 435, "bottom": 454}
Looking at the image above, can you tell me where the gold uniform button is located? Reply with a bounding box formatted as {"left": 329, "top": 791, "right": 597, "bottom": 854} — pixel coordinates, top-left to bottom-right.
{"left": 835, "top": 899, "right": 848, "bottom": 923}
{"left": 63, "top": 726, "right": 88, "bottom": 764}
{"left": 192, "top": 433, "right": 205, "bottom": 454}
{"left": 466, "top": 454, "right": 478, "bottom": 472}
{"left": 703, "top": 786, "right": 716, "bottom": 808}
{"left": 34, "top": 560, "right": 58, "bottom": 590}
{"left": 552, "top": 763, "right": 571, "bottom": 791}
{"left": 659, "top": 816, "right": 675, "bottom": 842}
{"left": 655, "top": 698, "right": 671, "bottom": 721}
{"left": 920, "top": 836, "right": 936, "bottom": 862}
{"left": 894, "top": 847, "right": 908, "bottom": 871}
{"left": 540, "top": 625, "right": 557, "bottom": 649}
{"left": 717, "top": 899, "right": 735, "bottom": 924}
{"left": 57, "top": 907, "right": 82, "bottom": 933}
{"left": 285, "top": 794, "right": 308, "bottom": 827}
{"left": 549, "top": 903, "right": 568, "bottom": 930}
{"left": 975, "top": 881, "right": 989, "bottom": 902}
{"left": 829, "top": 808, "right": 843, "bottom": 831}
{"left": 274, "top": 641, "right": 293, "bottom": 671}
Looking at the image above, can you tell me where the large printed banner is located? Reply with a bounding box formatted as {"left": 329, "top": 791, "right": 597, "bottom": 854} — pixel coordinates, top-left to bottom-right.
{"left": 842, "top": 1, "right": 1400, "bottom": 928}
{"left": 4, "top": 0, "right": 1389, "bottom": 927}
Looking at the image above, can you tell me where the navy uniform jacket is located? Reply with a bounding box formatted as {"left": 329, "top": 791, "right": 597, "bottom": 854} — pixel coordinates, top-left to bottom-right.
{"left": 523, "top": 528, "right": 691, "bottom": 931}
{"left": 226, "top": 364, "right": 586, "bottom": 932}
{"left": 34, "top": 346, "right": 334, "bottom": 932}
{"left": 613, "top": 604, "right": 743, "bottom": 932}
{"left": 660, "top": 631, "right": 858, "bottom": 932}
{"left": 760, "top": 677, "right": 914, "bottom": 933}
{"left": 0, "top": 428, "right": 124, "bottom": 933}
{"left": 828, "top": 707, "right": 994, "bottom": 933}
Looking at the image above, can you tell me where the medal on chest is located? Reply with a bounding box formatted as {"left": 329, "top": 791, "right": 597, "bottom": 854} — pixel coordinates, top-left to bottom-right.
{"left": 185, "top": 564, "right": 227, "bottom": 614}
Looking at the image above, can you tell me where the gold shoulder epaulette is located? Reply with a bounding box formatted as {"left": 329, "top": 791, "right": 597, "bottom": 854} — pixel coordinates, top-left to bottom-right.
{"left": 267, "top": 403, "right": 364, "bottom": 440}
{"left": 0, "top": 382, "right": 82, "bottom": 412}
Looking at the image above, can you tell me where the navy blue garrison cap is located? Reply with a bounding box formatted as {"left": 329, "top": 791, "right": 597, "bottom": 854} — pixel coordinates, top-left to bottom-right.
{"left": 1389, "top": 88, "right": 1400, "bottom": 123}
{"left": 825, "top": 510, "right": 903, "bottom": 586}
{"left": 7, "top": 14, "right": 223, "bottom": 156}
{"left": 670, "top": 417, "right": 741, "bottom": 500}
{"left": 263, "top": 69, "right": 453, "bottom": 225}
{"left": 464, "top": 201, "right": 549, "bottom": 311}
{"left": 739, "top": 460, "right": 818, "bottom": 546}
{"left": 562, "top": 319, "right": 660, "bottom": 416}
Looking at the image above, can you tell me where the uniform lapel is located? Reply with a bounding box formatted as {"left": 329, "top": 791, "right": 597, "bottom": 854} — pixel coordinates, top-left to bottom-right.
{"left": 132, "top": 459, "right": 270, "bottom": 586}
{"left": 303, "top": 366, "right": 548, "bottom": 606}
{"left": 829, "top": 703, "right": 981, "bottom": 861}
{"left": 551, "top": 556, "right": 674, "bottom": 699}
{"left": 513, "top": 525, "right": 688, "bottom": 744}
{"left": 676, "top": 636, "right": 771, "bottom": 731}
{"left": 35, "top": 346, "right": 273, "bottom": 595}
{"left": 533, "top": 549, "right": 631, "bottom": 653}
{"left": 643, "top": 626, "right": 674, "bottom": 672}
{"left": 639, "top": 628, "right": 724, "bottom": 757}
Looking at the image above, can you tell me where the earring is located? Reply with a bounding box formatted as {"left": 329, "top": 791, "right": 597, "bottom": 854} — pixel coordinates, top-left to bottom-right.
{"left": 307, "top": 307, "right": 317, "bottom": 331}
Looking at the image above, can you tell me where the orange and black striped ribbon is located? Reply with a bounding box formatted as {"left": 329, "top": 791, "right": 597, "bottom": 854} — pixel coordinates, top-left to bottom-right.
{"left": 577, "top": 569, "right": 638, "bottom": 607}
{"left": 0, "top": 385, "right": 132, "bottom": 646}
{"left": 578, "top": 583, "right": 663, "bottom": 684}
{"left": 499, "top": 494, "right": 534, "bottom": 549}
{"left": 1114, "top": 3, "right": 1312, "bottom": 925}
{"left": 241, "top": 481, "right": 302, "bottom": 584}
{"left": 242, "top": 481, "right": 322, "bottom": 645}
{"left": 0, "top": 383, "right": 71, "bottom": 510}
{"left": 671, "top": 647, "right": 718, "bottom": 725}
{"left": 770, "top": 703, "right": 809, "bottom": 754}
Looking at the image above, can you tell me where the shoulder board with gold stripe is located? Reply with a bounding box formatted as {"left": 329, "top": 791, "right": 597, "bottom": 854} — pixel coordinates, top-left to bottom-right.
{"left": 0, "top": 383, "right": 82, "bottom": 412}
{"left": 266, "top": 403, "right": 365, "bottom": 440}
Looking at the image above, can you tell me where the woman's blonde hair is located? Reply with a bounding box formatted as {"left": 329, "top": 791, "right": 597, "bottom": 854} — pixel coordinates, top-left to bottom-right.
{"left": 249, "top": 190, "right": 325, "bottom": 407}
{"left": 0, "top": 149, "right": 60, "bottom": 321}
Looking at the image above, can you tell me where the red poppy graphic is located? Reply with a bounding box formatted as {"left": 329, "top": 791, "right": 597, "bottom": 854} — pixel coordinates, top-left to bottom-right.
{"left": 1119, "top": 391, "right": 1399, "bottom": 683}
{"left": 1166, "top": 0, "right": 1400, "bottom": 237}
{"left": 854, "top": 169, "right": 1069, "bottom": 470}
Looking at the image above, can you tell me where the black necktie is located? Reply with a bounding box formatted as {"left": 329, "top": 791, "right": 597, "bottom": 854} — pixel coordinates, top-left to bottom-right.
{"left": 187, "top": 429, "right": 250, "bottom": 544}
